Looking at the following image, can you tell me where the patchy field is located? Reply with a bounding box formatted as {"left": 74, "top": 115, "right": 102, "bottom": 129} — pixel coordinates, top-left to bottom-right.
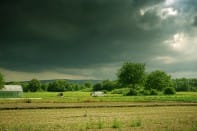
{"left": 0, "top": 106, "right": 196, "bottom": 131}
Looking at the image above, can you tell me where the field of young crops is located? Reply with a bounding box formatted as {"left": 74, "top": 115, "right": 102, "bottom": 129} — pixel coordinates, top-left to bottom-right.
{"left": 0, "top": 106, "right": 196, "bottom": 131}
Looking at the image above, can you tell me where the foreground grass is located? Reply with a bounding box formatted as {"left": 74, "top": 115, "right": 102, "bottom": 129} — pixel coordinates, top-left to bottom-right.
{"left": 0, "top": 106, "right": 196, "bottom": 131}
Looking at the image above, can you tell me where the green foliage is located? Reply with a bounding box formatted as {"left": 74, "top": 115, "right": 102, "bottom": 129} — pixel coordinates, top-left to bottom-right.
{"left": 150, "top": 89, "right": 159, "bottom": 95}
{"left": 173, "top": 78, "right": 197, "bottom": 92}
{"left": 111, "top": 88, "right": 130, "bottom": 94}
{"left": 93, "top": 80, "right": 118, "bottom": 91}
{"left": 28, "top": 79, "right": 41, "bottom": 92}
{"left": 126, "top": 88, "right": 138, "bottom": 96}
{"left": 164, "top": 87, "right": 176, "bottom": 95}
{"left": 93, "top": 83, "right": 102, "bottom": 91}
{"left": 47, "top": 80, "right": 68, "bottom": 92}
{"left": 0, "top": 73, "right": 4, "bottom": 89}
{"left": 84, "top": 82, "right": 92, "bottom": 89}
{"left": 102, "top": 80, "right": 117, "bottom": 91}
{"left": 145, "top": 70, "right": 172, "bottom": 91}
{"left": 142, "top": 90, "right": 150, "bottom": 95}
{"left": 41, "top": 83, "right": 48, "bottom": 91}
{"left": 117, "top": 62, "right": 145, "bottom": 88}
{"left": 21, "top": 82, "right": 29, "bottom": 92}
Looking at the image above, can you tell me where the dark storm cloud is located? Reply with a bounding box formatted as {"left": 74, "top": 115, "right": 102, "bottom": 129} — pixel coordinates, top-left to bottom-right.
{"left": 0, "top": 0, "right": 166, "bottom": 72}
{"left": 0, "top": 0, "right": 197, "bottom": 80}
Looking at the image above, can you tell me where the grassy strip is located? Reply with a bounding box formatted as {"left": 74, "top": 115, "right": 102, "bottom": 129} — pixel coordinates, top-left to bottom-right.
{"left": 0, "top": 91, "right": 197, "bottom": 103}
{"left": 0, "top": 102, "right": 197, "bottom": 110}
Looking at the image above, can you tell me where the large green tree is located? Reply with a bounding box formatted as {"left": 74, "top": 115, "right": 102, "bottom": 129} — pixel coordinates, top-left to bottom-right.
{"left": 117, "top": 62, "right": 145, "bottom": 88}
{"left": 145, "top": 70, "right": 172, "bottom": 91}
{"left": 0, "top": 73, "right": 4, "bottom": 89}
{"left": 28, "top": 79, "right": 41, "bottom": 92}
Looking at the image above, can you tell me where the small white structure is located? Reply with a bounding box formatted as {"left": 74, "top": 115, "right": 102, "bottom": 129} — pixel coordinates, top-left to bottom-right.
{"left": 0, "top": 85, "right": 23, "bottom": 98}
{"left": 91, "top": 91, "right": 106, "bottom": 97}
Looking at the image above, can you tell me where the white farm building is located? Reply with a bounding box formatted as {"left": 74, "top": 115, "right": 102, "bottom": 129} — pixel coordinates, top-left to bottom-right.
{"left": 0, "top": 85, "right": 23, "bottom": 98}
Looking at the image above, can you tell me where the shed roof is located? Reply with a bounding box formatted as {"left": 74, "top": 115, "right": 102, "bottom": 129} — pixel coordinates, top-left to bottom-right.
{"left": 1, "top": 85, "right": 23, "bottom": 92}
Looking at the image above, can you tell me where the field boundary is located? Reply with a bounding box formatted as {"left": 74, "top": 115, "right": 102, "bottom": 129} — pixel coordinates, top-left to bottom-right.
{"left": 0, "top": 102, "right": 197, "bottom": 110}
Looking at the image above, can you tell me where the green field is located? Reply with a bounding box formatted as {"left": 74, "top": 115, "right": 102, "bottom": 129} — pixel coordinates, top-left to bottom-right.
{"left": 0, "top": 91, "right": 196, "bottom": 103}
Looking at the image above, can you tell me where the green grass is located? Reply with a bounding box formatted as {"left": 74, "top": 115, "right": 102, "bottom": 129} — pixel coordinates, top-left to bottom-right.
{"left": 0, "top": 91, "right": 196, "bottom": 103}
{"left": 112, "top": 118, "right": 121, "bottom": 128}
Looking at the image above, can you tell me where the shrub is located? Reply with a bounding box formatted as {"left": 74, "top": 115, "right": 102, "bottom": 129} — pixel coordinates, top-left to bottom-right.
{"left": 164, "top": 87, "right": 176, "bottom": 95}
{"left": 142, "top": 90, "right": 150, "bottom": 95}
{"left": 126, "top": 88, "right": 138, "bottom": 96}
{"left": 150, "top": 89, "right": 158, "bottom": 95}
{"left": 111, "top": 88, "right": 130, "bottom": 94}
{"left": 102, "top": 90, "right": 108, "bottom": 94}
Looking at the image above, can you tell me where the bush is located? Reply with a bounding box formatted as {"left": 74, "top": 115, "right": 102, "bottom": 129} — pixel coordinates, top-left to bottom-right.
{"left": 22, "top": 85, "right": 29, "bottom": 92}
{"left": 111, "top": 88, "right": 130, "bottom": 94}
{"left": 126, "top": 88, "right": 138, "bottom": 96}
{"left": 142, "top": 90, "right": 150, "bottom": 95}
{"left": 150, "top": 89, "right": 158, "bottom": 95}
{"left": 164, "top": 87, "right": 176, "bottom": 95}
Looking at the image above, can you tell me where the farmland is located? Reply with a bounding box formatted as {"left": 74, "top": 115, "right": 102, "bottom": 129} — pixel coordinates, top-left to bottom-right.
{"left": 0, "top": 92, "right": 197, "bottom": 130}
{"left": 0, "top": 106, "right": 196, "bottom": 131}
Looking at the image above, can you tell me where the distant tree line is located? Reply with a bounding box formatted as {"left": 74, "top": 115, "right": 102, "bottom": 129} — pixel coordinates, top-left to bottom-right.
{"left": 1, "top": 62, "right": 197, "bottom": 95}
{"left": 172, "top": 78, "right": 197, "bottom": 91}
{"left": 5, "top": 79, "right": 94, "bottom": 92}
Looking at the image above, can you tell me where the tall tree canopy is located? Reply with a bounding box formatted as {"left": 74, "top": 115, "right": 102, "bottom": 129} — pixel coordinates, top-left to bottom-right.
{"left": 117, "top": 62, "right": 145, "bottom": 88}
{"left": 145, "top": 70, "right": 172, "bottom": 91}
{"left": 28, "top": 79, "right": 41, "bottom": 92}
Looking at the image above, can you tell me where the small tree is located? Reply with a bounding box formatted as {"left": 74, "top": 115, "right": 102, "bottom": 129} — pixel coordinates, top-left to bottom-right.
{"left": 102, "top": 80, "right": 117, "bottom": 91}
{"left": 117, "top": 62, "right": 145, "bottom": 89}
{"left": 21, "top": 82, "right": 29, "bottom": 92}
{"left": 0, "top": 73, "right": 5, "bottom": 89}
{"left": 28, "top": 79, "right": 41, "bottom": 92}
{"left": 93, "top": 83, "right": 103, "bottom": 91}
{"left": 145, "top": 70, "right": 172, "bottom": 91}
{"left": 164, "top": 87, "right": 176, "bottom": 95}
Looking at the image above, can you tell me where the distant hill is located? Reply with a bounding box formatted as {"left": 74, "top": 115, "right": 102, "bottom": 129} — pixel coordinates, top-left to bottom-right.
{"left": 6, "top": 79, "right": 102, "bottom": 85}
{"left": 40, "top": 79, "right": 102, "bottom": 84}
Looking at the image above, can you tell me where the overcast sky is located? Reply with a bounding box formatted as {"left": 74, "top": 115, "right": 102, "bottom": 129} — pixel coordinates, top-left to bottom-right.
{"left": 0, "top": 0, "right": 197, "bottom": 81}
